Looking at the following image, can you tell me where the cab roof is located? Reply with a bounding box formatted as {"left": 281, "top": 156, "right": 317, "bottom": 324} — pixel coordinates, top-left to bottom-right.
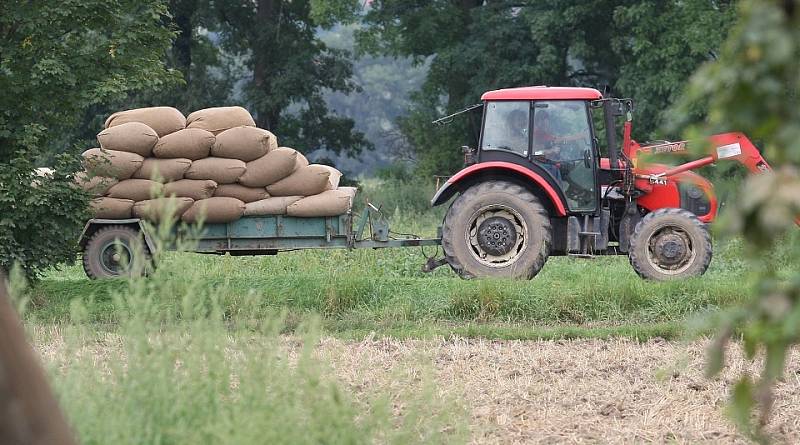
{"left": 481, "top": 86, "right": 603, "bottom": 101}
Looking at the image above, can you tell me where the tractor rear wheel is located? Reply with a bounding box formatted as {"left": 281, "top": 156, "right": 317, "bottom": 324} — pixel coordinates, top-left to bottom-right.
{"left": 82, "top": 225, "right": 152, "bottom": 280}
{"left": 442, "top": 181, "right": 551, "bottom": 279}
{"left": 628, "top": 208, "right": 712, "bottom": 281}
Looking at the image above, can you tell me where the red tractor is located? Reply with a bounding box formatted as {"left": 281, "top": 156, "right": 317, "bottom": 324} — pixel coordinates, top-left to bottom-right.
{"left": 431, "top": 86, "right": 774, "bottom": 281}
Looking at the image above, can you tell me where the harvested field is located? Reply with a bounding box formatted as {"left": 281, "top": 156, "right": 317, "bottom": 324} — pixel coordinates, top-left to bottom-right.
{"left": 34, "top": 331, "right": 800, "bottom": 444}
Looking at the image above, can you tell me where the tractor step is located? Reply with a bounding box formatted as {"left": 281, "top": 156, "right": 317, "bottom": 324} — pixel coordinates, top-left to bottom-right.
{"left": 568, "top": 253, "right": 596, "bottom": 259}
{"left": 578, "top": 231, "right": 600, "bottom": 237}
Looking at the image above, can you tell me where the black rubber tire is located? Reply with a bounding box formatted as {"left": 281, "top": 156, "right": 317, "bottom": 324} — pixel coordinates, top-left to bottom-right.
{"left": 628, "top": 208, "right": 712, "bottom": 281}
{"left": 442, "top": 180, "right": 551, "bottom": 279}
{"left": 82, "top": 225, "right": 152, "bottom": 280}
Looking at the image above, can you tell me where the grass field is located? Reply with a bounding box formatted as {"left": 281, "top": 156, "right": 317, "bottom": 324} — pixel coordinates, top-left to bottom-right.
{"left": 17, "top": 178, "right": 800, "bottom": 443}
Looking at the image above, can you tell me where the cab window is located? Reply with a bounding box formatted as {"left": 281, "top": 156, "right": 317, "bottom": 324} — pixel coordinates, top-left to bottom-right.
{"left": 531, "top": 101, "right": 596, "bottom": 212}
{"left": 481, "top": 101, "right": 530, "bottom": 157}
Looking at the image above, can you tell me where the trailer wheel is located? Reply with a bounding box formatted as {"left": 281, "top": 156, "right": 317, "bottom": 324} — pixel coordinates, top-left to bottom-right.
{"left": 82, "top": 225, "right": 152, "bottom": 280}
{"left": 442, "top": 180, "right": 551, "bottom": 279}
{"left": 628, "top": 208, "right": 712, "bottom": 281}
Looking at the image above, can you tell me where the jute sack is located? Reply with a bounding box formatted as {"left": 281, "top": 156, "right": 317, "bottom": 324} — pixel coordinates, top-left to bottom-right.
{"left": 97, "top": 122, "right": 158, "bottom": 157}
{"left": 153, "top": 128, "right": 215, "bottom": 160}
{"left": 319, "top": 165, "right": 342, "bottom": 190}
{"left": 90, "top": 197, "right": 135, "bottom": 219}
{"left": 133, "top": 197, "right": 194, "bottom": 222}
{"left": 107, "top": 179, "right": 164, "bottom": 202}
{"left": 266, "top": 164, "right": 331, "bottom": 197}
{"left": 238, "top": 147, "right": 298, "bottom": 187}
{"left": 74, "top": 172, "right": 118, "bottom": 197}
{"left": 186, "top": 106, "right": 256, "bottom": 135}
{"left": 212, "top": 127, "right": 277, "bottom": 162}
{"left": 105, "top": 107, "right": 186, "bottom": 137}
{"left": 133, "top": 158, "right": 192, "bottom": 182}
{"left": 214, "top": 184, "right": 268, "bottom": 203}
{"left": 82, "top": 148, "right": 144, "bottom": 180}
{"left": 286, "top": 188, "right": 356, "bottom": 217}
{"left": 182, "top": 197, "right": 245, "bottom": 224}
{"left": 295, "top": 151, "right": 309, "bottom": 170}
{"left": 243, "top": 196, "right": 303, "bottom": 216}
{"left": 185, "top": 157, "right": 246, "bottom": 184}
{"left": 164, "top": 179, "right": 218, "bottom": 200}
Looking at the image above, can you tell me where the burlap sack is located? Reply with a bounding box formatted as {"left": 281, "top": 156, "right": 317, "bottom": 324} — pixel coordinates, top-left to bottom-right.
{"left": 90, "top": 197, "right": 135, "bottom": 219}
{"left": 133, "top": 197, "right": 194, "bottom": 222}
{"left": 133, "top": 158, "right": 192, "bottom": 182}
{"left": 186, "top": 106, "right": 256, "bottom": 135}
{"left": 238, "top": 147, "right": 299, "bottom": 187}
{"left": 82, "top": 148, "right": 144, "bottom": 180}
{"left": 74, "top": 172, "right": 118, "bottom": 197}
{"left": 164, "top": 179, "right": 218, "bottom": 200}
{"left": 185, "top": 158, "right": 246, "bottom": 184}
{"left": 319, "top": 165, "right": 342, "bottom": 190}
{"left": 214, "top": 184, "right": 268, "bottom": 203}
{"left": 211, "top": 127, "right": 277, "bottom": 162}
{"left": 286, "top": 189, "right": 355, "bottom": 217}
{"left": 153, "top": 128, "right": 215, "bottom": 160}
{"left": 107, "top": 179, "right": 164, "bottom": 202}
{"left": 295, "top": 151, "right": 309, "bottom": 170}
{"left": 182, "top": 197, "right": 245, "bottom": 224}
{"left": 243, "top": 196, "right": 303, "bottom": 216}
{"left": 96, "top": 122, "right": 158, "bottom": 157}
{"left": 266, "top": 164, "right": 330, "bottom": 197}
{"left": 105, "top": 107, "right": 186, "bottom": 137}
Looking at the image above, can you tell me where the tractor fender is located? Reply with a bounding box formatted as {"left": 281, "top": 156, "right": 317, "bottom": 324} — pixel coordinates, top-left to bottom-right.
{"left": 430, "top": 161, "right": 567, "bottom": 216}
{"left": 79, "top": 218, "right": 156, "bottom": 254}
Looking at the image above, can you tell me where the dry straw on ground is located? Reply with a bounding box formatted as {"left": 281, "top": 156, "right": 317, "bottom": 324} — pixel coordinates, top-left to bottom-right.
{"left": 34, "top": 332, "right": 800, "bottom": 444}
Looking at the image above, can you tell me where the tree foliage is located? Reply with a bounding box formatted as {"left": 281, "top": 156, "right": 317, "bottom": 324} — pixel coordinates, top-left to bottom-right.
{"left": 0, "top": 1, "right": 177, "bottom": 279}
{"left": 675, "top": 0, "right": 800, "bottom": 439}
{"left": 359, "top": 0, "right": 734, "bottom": 176}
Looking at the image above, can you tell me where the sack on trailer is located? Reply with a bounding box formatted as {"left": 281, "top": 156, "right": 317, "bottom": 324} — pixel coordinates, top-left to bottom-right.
{"left": 238, "top": 147, "right": 299, "bottom": 187}
{"left": 212, "top": 126, "right": 277, "bottom": 162}
{"left": 163, "top": 179, "right": 218, "bottom": 200}
{"left": 105, "top": 106, "right": 186, "bottom": 137}
{"left": 97, "top": 122, "right": 158, "bottom": 157}
{"left": 90, "top": 197, "right": 135, "bottom": 219}
{"left": 185, "top": 157, "right": 246, "bottom": 184}
{"left": 214, "top": 184, "right": 269, "bottom": 203}
{"left": 82, "top": 148, "right": 143, "bottom": 180}
{"left": 243, "top": 196, "right": 303, "bottom": 216}
{"left": 186, "top": 106, "right": 256, "bottom": 135}
{"left": 133, "top": 158, "right": 192, "bottom": 183}
{"left": 153, "top": 128, "right": 215, "bottom": 160}
{"left": 182, "top": 197, "right": 245, "bottom": 224}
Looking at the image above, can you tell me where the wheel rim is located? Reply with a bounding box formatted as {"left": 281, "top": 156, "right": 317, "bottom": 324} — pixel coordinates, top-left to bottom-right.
{"left": 99, "top": 239, "right": 134, "bottom": 276}
{"left": 466, "top": 205, "right": 528, "bottom": 268}
{"left": 645, "top": 225, "right": 696, "bottom": 276}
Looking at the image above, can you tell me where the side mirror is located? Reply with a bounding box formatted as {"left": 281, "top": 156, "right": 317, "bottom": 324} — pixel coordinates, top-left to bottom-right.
{"left": 612, "top": 102, "right": 625, "bottom": 117}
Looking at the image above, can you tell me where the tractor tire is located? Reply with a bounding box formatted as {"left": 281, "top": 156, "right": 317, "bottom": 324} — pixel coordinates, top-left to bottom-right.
{"left": 442, "top": 180, "right": 551, "bottom": 279}
{"left": 628, "top": 208, "right": 712, "bottom": 281}
{"left": 82, "top": 225, "right": 152, "bottom": 280}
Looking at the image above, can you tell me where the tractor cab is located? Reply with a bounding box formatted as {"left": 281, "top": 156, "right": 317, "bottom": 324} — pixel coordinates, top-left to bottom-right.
{"left": 476, "top": 87, "right": 602, "bottom": 213}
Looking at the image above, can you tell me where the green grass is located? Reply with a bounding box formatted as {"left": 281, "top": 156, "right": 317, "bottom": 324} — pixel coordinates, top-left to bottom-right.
{"left": 23, "top": 213, "right": 771, "bottom": 341}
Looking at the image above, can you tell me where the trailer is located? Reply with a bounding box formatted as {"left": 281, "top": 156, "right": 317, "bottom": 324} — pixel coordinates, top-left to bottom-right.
{"left": 79, "top": 203, "right": 442, "bottom": 279}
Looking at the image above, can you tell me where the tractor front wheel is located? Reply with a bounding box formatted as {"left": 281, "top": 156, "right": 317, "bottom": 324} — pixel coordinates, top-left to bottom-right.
{"left": 628, "top": 208, "right": 712, "bottom": 281}
{"left": 442, "top": 181, "right": 551, "bottom": 279}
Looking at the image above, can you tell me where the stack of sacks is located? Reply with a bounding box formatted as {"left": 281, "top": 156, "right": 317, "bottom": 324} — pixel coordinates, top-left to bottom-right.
{"left": 77, "top": 105, "right": 355, "bottom": 224}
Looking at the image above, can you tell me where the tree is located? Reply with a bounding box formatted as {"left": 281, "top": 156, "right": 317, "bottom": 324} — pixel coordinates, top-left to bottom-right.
{"left": 204, "top": 0, "right": 371, "bottom": 155}
{"left": 359, "top": 0, "right": 733, "bottom": 176}
{"left": 0, "top": 1, "right": 177, "bottom": 279}
{"left": 673, "top": 0, "right": 800, "bottom": 440}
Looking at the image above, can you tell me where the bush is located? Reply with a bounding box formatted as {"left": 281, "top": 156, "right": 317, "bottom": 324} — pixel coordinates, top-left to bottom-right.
{"left": 0, "top": 152, "right": 89, "bottom": 280}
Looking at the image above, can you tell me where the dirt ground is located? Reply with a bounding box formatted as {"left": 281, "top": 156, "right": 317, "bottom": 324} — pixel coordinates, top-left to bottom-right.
{"left": 36, "top": 333, "right": 800, "bottom": 444}
{"left": 316, "top": 336, "right": 800, "bottom": 444}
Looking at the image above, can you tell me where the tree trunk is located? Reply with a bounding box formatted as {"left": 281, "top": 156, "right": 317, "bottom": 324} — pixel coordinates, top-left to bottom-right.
{"left": 253, "top": 0, "right": 281, "bottom": 130}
